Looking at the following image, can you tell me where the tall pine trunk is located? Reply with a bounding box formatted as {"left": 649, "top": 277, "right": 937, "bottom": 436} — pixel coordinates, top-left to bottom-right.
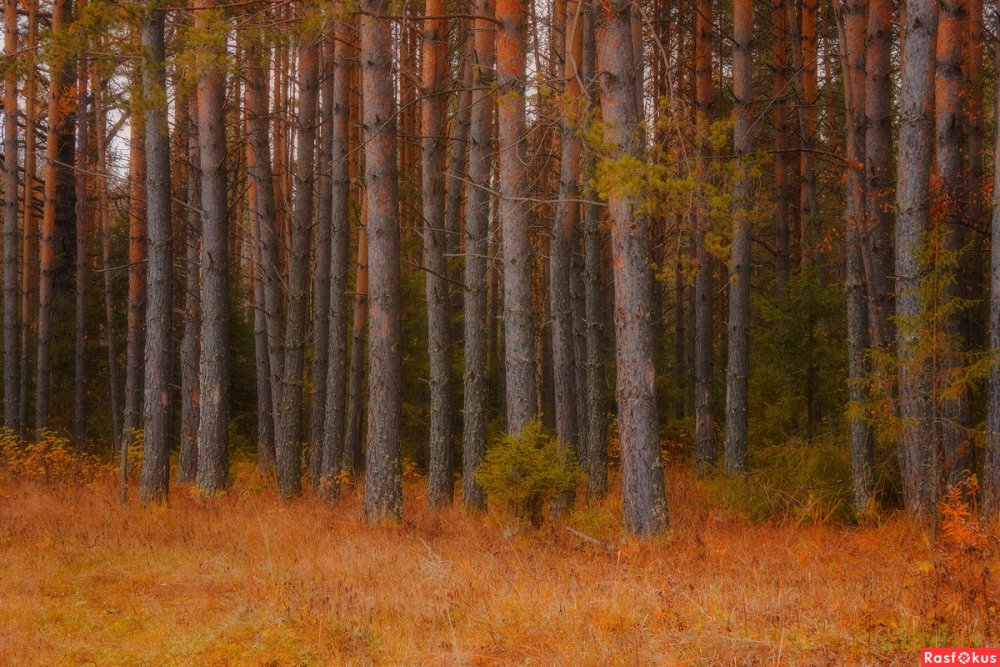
{"left": 72, "top": 26, "right": 89, "bottom": 452}
{"left": 179, "top": 97, "right": 201, "bottom": 483}
{"left": 935, "top": 0, "right": 973, "bottom": 489}
{"left": 18, "top": 0, "right": 38, "bottom": 436}
{"left": 693, "top": 0, "right": 715, "bottom": 474}
{"left": 139, "top": 6, "right": 173, "bottom": 504}
{"left": 245, "top": 37, "right": 281, "bottom": 467}
{"left": 461, "top": 0, "right": 495, "bottom": 512}
{"left": 835, "top": 0, "right": 875, "bottom": 516}
{"left": 94, "top": 59, "right": 122, "bottom": 447}
{"left": 122, "top": 86, "right": 146, "bottom": 498}
{"left": 723, "top": 0, "right": 753, "bottom": 475}
{"left": 308, "top": 38, "right": 334, "bottom": 485}
{"left": 863, "top": 0, "right": 894, "bottom": 350}
{"left": 319, "top": 19, "right": 352, "bottom": 497}
{"left": 275, "top": 32, "right": 319, "bottom": 498}
{"left": 361, "top": 0, "right": 404, "bottom": 521}
{"left": 36, "top": 0, "right": 75, "bottom": 436}
{"left": 596, "top": 0, "right": 668, "bottom": 535}
{"left": 421, "top": 0, "right": 454, "bottom": 507}
{"left": 2, "top": 0, "right": 19, "bottom": 432}
{"left": 895, "top": 0, "right": 939, "bottom": 523}
{"left": 550, "top": 0, "right": 582, "bottom": 460}
{"left": 497, "top": 0, "right": 535, "bottom": 434}
{"left": 986, "top": 22, "right": 1000, "bottom": 519}
{"left": 195, "top": 0, "right": 230, "bottom": 494}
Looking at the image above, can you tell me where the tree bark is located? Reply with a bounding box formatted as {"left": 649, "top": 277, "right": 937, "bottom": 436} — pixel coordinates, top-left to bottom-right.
{"left": 122, "top": 70, "right": 146, "bottom": 497}
{"left": 72, "top": 20, "right": 89, "bottom": 452}
{"left": 895, "top": 0, "right": 939, "bottom": 523}
{"left": 275, "top": 30, "right": 319, "bottom": 498}
{"left": 345, "top": 204, "right": 368, "bottom": 478}
{"left": 245, "top": 36, "right": 282, "bottom": 466}
{"left": 462, "top": 0, "right": 495, "bottom": 512}
{"left": 596, "top": 0, "right": 668, "bottom": 536}
{"left": 421, "top": 0, "right": 455, "bottom": 507}
{"left": 2, "top": 0, "right": 19, "bottom": 433}
{"left": 550, "top": 0, "right": 583, "bottom": 460}
{"left": 694, "top": 0, "right": 715, "bottom": 474}
{"left": 94, "top": 59, "right": 122, "bottom": 449}
{"left": 308, "top": 37, "right": 334, "bottom": 486}
{"left": 835, "top": 0, "right": 875, "bottom": 516}
{"left": 179, "top": 97, "right": 202, "bottom": 483}
{"left": 935, "top": 0, "right": 973, "bottom": 490}
{"left": 361, "top": 0, "right": 404, "bottom": 521}
{"left": 319, "top": 19, "right": 352, "bottom": 497}
{"left": 36, "top": 0, "right": 76, "bottom": 436}
{"left": 580, "top": 3, "right": 606, "bottom": 498}
{"left": 723, "top": 0, "right": 753, "bottom": 476}
{"left": 195, "top": 0, "right": 230, "bottom": 494}
{"left": 139, "top": 5, "right": 173, "bottom": 504}
{"left": 986, "top": 22, "right": 1000, "bottom": 519}
{"left": 863, "top": 0, "right": 894, "bottom": 350}
{"left": 771, "top": 0, "right": 791, "bottom": 285}
{"left": 497, "top": 0, "right": 535, "bottom": 434}
{"left": 18, "top": 0, "right": 38, "bottom": 436}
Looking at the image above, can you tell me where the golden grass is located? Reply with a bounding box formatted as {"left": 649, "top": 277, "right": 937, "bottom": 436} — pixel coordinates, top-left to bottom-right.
{"left": 0, "top": 462, "right": 995, "bottom": 665}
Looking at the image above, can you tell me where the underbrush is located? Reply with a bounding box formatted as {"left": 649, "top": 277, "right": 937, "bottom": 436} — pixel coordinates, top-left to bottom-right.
{"left": 0, "top": 430, "right": 111, "bottom": 484}
{"left": 704, "top": 437, "right": 855, "bottom": 524}
{"left": 0, "top": 439, "right": 997, "bottom": 663}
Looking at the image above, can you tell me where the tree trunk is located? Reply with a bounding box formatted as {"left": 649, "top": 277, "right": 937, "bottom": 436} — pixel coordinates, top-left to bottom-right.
{"left": 344, "top": 204, "right": 368, "bottom": 478}
{"left": 275, "top": 32, "right": 319, "bottom": 498}
{"left": 179, "top": 97, "right": 202, "bottom": 483}
{"left": 497, "top": 0, "right": 535, "bottom": 434}
{"left": 122, "top": 72, "right": 146, "bottom": 497}
{"left": 461, "top": 0, "right": 495, "bottom": 512}
{"left": 895, "top": 0, "right": 939, "bottom": 523}
{"left": 2, "top": 0, "right": 19, "bottom": 433}
{"left": 550, "top": 0, "right": 583, "bottom": 461}
{"left": 581, "top": 2, "right": 606, "bottom": 498}
{"left": 18, "top": 0, "right": 38, "bottom": 436}
{"left": 361, "top": 0, "right": 404, "bottom": 522}
{"left": 319, "top": 19, "right": 352, "bottom": 497}
{"left": 935, "top": 0, "right": 973, "bottom": 490}
{"left": 863, "top": 0, "right": 894, "bottom": 350}
{"left": 72, "top": 23, "right": 89, "bottom": 452}
{"left": 723, "top": 0, "right": 753, "bottom": 476}
{"left": 694, "top": 0, "right": 716, "bottom": 474}
{"left": 37, "top": 0, "right": 76, "bottom": 436}
{"left": 245, "top": 36, "right": 282, "bottom": 464}
{"left": 986, "top": 23, "right": 1000, "bottom": 519}
{"left": 195, "top": 0, "right": 230, "bottom": 494}
{"left": 139, "top": 5, "right": 173, "bottom": 504}
{"left": 308, "top": 37, "right": 334, "bottom": 486}
{"left": 835, "top": 0, "right": 875, "bottom": 516}
{"left": 796, "top": 0, "right": 819, "bottom": 264}
{"left": 596, "top": 0, "right": 668, "bottom": 536}
{"left": 421, "top": 0, "right": 455, "bottom": 507}
{"left": 94, "top": 58, "right": 122, "bottom": 449}
{"left": 445, "top": 45, "right": 472, "bottom": 263}
{"left": 771, "top": 0, "right": 791, "bottom": 285}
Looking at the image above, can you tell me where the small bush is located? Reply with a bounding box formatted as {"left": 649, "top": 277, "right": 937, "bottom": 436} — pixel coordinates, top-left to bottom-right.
{"left": 0, "top": 430, "right": 107, "bottom": 483}
{"left": 476, "top": 419, "right": 580, "bottom": 527}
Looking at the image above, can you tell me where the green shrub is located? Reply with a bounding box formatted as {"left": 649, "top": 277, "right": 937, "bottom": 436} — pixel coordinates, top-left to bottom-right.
{"left": 476, "top": 419, "right": 580, "bottom": 527}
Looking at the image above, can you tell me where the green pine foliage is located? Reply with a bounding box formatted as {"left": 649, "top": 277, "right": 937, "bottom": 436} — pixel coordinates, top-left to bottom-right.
{"left": 476, "top": 419, "right": 580, "bottom": 527}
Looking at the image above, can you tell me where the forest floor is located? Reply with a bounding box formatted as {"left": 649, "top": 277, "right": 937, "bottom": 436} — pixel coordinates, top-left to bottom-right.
{"left": 0, "top": 460, "right": 996, "bottom": 665}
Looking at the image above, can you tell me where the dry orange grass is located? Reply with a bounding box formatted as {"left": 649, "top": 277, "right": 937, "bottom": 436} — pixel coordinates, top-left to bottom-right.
{"left": 0, "top": 461, "right": 995, "bottom": 665}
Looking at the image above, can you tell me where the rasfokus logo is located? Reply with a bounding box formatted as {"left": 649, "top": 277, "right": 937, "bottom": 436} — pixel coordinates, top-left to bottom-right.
{"left": 921, "top": 649, "right": 1000, "bottom": 665}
